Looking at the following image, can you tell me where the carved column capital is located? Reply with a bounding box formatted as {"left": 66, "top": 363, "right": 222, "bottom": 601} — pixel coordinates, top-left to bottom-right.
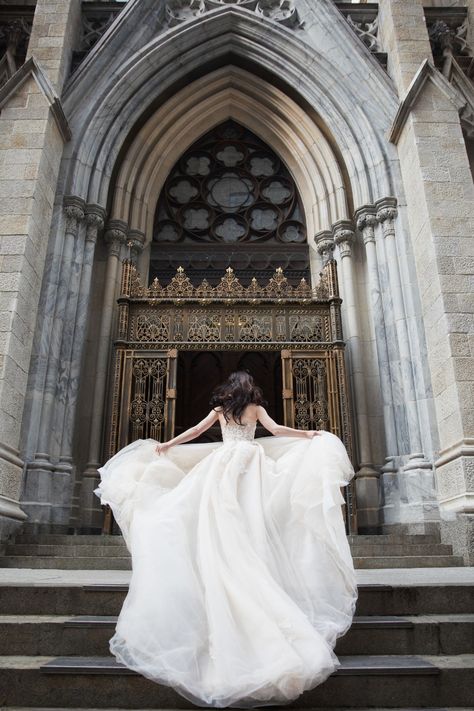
{"left": 126, "top": 229, "right": 146, "bottom": 263}
{"left": 104, "top": 220, "right": 128, "bottom": 257}
{"left": 85, "top": 205, "right": 106, "bottom": 243}
{"left": 376, "top": 197, "right": 398, "bottom": 239}
{"left": 333, "top": 220, "right": 355, "bottom": 259}
{"left": 314, "top": 230, "right": 335, "bottom": 260}
{"left": 355, "top": 206, "right": 378, "bottom": 246}
{"left": 63, "top": 196, "right": 86, "bottom": 234}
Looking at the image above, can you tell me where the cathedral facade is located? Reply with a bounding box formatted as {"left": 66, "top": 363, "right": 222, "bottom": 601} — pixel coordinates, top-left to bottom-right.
{"left": 0, "top": 0, "right": 473, "bottom": 561}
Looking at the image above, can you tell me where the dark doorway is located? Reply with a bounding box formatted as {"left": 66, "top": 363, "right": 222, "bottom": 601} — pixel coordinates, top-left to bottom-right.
{"left": 175, "top": 350, "right": 283, "bottom": 442}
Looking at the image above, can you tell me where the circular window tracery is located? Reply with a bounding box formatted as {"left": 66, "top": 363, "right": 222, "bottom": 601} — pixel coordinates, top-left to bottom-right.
{"left": 153, "top": 120, "right": 307, "bottom": 246}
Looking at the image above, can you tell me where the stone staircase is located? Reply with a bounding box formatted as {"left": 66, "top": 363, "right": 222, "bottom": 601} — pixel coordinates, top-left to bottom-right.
{"left": 0, "top": 530, "right": 466, "bottom": 569}
{"left": 0, "top": 575, "right": 473, "bottom": 709}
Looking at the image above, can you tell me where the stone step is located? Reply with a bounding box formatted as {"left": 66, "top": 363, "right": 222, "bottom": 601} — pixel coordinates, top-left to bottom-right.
{"left": 5, "top": 544, "right": 131, "bottom": 557}
{"left": 1, "top": 583, "right": 472, "bottom": 616}
{"left": 5, "top": 542, "right": 455, "bottom": 558}
{"left": 0, "top": 556, "right": 133, "bottom": 570}
{"left": 1, "top": 613, "right": 472, "bottom": 657}
{"left": 13, "top": 532, "right": 443, "bottom": 546}
{"left": 0, "top": 554, "right": 464, "bottom": 570}
{"left": 13, "top": 535, "right": 128, "bottom": 546}
{"left": 352, "top": 556, "right": 464, "bottom": 568}
{"left": 349, "top": 544, "right": 454, "bottom": 556}
{"left": 1, "top": 654, "right": 473, "bottom": 708}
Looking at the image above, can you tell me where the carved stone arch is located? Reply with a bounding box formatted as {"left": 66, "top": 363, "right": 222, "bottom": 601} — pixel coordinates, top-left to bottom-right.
{"left": 109, "top": 66, "right": 350, "bottom": 251}
{"left": 61, "top": 3, "right": 399, "bottom": 217}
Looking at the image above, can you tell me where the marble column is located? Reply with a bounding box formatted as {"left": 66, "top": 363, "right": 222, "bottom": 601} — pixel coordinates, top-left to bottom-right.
{"left": 355, "top": 207, "right": 398, "bottom": 472}
{"left": 23, "top": 197, "right": 85, "bottom": 523}
{"left": 375, "top": 198, "right": 436, "bottom": 521}
{"left": 81, "top": 221, "right": 128, "bottom": 528}
{"left": 57, "top": 206, "right": 106, "bottom": 477}
{"left": 333, "top": 221, "right": 379, "bottom": 532}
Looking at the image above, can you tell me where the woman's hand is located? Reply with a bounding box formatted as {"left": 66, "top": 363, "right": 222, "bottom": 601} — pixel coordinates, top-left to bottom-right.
{"left": 155, "top": 442, "right": 171, "bottom": 456}
{"left": 306, "top": 430, "right": 323, "bottom": 439}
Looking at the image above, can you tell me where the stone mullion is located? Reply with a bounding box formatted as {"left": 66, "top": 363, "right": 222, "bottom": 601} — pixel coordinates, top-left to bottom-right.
{"left": 82, "top": 222, "right": 129, "bottom": 488}
{"left": 58, "top": 206, "right": 106, "bottom": 477}
{"left": 356, "top": 207, "right": 398, "bottom": 466}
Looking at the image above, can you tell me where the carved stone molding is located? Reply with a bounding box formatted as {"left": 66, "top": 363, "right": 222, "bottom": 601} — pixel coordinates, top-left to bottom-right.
{"left": 314, "top": 230, "right": 335, "bottom": 261}
{"left": 63, "top": 196, "right": 86, "bottom": 234}
{"left": 0, "top": 13, "right": 32, "bottom": 87}
{"left": 127, "top": 229, "right": 146, "bottom": 263}
{"left": 104, "top": 219, "right": 128, "bottom": 257}
{"left": 165, "top": 0, "right": 303, "bottom": 29}
{"left": 376, "top": 198, "right": 398, "bottom": 239}
{"left": 85, "top": 205, "right": 106, "bottom": 243}
{"left": 355, "top": 207, "right": 377, "bottom": 246}
{"left": 428, "top": 18, "right": 472, "bottom": 59}
{"left": 333, "top": 220, "right": 355, "bottom": 259}
{"left": 346, "top": 14, "right": 380, "bottom": 53}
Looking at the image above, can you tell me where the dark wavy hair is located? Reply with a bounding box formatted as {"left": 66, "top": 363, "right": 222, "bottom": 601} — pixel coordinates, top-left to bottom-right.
{"left": 210, "top": 371, "right": 266, "bottom": 424}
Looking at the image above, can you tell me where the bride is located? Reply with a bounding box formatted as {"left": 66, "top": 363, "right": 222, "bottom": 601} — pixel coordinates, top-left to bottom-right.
{"left": 94, "top": 371, "right": 358, "bottom": 708}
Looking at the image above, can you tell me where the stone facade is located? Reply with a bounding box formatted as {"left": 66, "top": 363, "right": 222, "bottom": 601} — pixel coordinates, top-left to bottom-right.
{"left": 0, "top": 0, "right": 473, "bottom": 561}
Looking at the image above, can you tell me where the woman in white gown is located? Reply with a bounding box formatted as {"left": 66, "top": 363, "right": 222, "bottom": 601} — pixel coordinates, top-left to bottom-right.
{"left": 94, "top": 371, "right": 358, "bottom": 708}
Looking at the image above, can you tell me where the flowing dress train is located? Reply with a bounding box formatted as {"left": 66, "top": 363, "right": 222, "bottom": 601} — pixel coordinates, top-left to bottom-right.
{"left": 94, "top": 422, "right": 358, "bottom": 708}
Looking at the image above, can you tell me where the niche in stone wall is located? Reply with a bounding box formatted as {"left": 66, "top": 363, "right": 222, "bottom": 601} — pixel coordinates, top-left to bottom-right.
{"left": 150, "top": 120, "right": 310, "bottom": 286}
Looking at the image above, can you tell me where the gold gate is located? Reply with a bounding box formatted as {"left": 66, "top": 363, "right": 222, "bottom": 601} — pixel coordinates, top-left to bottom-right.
{"left": 104, "top": 260, "right": 357, "bottom": 532}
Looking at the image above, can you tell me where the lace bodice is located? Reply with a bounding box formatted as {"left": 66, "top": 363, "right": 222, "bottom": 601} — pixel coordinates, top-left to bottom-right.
{"left": 220, "top": 420, "right": 257, "bottom": 444}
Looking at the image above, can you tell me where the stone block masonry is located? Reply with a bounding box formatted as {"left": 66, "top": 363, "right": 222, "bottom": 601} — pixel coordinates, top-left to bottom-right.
{"left": 0, "top": 0, "right": 81, "bottom": 539}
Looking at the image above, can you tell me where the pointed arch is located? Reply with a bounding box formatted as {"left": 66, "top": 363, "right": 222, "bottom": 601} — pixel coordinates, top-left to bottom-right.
{"left": 110, "top": 67, "right": 348, "bottom": 240}
{"left": 61, "top": 5, "right": 400, "bottom": 225}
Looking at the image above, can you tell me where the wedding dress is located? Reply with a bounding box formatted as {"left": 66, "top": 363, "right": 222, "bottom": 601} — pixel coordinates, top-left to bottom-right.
{"left": 94, "top": 421, "right": 358, "bottom": 708}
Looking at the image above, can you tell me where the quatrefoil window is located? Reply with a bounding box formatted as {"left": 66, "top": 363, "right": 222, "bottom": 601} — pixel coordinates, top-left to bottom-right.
{"left": 153, "top": 120, "right": 307, "bottom": 244}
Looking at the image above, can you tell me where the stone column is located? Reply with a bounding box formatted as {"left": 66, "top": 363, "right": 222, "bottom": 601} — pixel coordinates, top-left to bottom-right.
{"left": 333, "top": 221, "right": 379, "bottom": 532}
{"left": 21, "top": 198, "right": 86, "bottom": 524}
{"left": 356, "top": 208, "right": 398, "bottom": 469}
{"left": 376, "top": 198, "right": 437, "bottom": 524}
{"left": 81, "top": 221, "right": 128, "bottom": 528}
{"left": 57, "top": 206, "right": 106, "bottom": 476}
{"left": 380, "top": 0, "right": 474, "bottom": 560}
{"left": 0, "top": 0, "right": 81, "bottom": 539}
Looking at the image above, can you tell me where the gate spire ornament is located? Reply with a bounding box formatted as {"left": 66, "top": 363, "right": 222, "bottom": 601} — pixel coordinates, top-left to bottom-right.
{"left": 165, "top": 0, "right": 303, "bottom": 29}
{"left": 123, "top": 263, "right": 331, "bottom": 303}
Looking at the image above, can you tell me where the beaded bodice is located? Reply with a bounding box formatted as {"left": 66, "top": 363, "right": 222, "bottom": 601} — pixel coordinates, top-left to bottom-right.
{"left": 220, "top": 420, "right": 257, "bottom": 444}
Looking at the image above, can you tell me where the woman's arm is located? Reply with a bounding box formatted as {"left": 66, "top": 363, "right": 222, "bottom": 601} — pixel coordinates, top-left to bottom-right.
{"left": 155, "top": 409, "right": 219, "bottom": 454}
{"left": 257, "top": 405, "right": 322, "bottom": 439}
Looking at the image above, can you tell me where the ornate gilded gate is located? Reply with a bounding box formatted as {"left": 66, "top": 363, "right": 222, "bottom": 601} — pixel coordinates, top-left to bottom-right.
{"left": 105, "top": 258, "right": 356, "bottom": 532}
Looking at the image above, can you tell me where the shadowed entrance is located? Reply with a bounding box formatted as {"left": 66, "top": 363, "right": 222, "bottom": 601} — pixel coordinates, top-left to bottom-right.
{"left": 175, "top": 350, "right": 284, "bottom": 442}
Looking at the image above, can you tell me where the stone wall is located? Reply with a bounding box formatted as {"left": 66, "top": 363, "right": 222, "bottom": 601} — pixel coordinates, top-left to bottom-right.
{"left": 0, "top": 0, "right": 81, "bottom": 539}
{"left": 379, "top": 0, "right": 474, "bottom": 562}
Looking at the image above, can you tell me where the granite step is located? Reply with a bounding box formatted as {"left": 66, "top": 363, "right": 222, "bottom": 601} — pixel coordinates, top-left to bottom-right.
{"left": 0, "top": 583, "right": 472, "bottom": 617}
{"left": 5, "top": 542, "right": 456, "bottom": 558}
{"left": 13, "top": 532, "right": 443, "bottom": 546}
{"left": 1, "top": 613, "right": 472, "bottom": 657}
{"left": 1, "top": 654, "right": 473, "bottom": 708}
{"left": 0, "top": 556, "right": 133, "bottom": 570}
{"left": 0, "top": 554, "right": 465, "bottom": 570}
{"left": 352, "top": 556, "right": 464, "bottom": 568}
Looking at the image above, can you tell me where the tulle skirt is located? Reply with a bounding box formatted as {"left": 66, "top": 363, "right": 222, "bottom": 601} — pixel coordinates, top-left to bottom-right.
{"left": 94, "top": 432, "right": 358, "bottom": 708}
